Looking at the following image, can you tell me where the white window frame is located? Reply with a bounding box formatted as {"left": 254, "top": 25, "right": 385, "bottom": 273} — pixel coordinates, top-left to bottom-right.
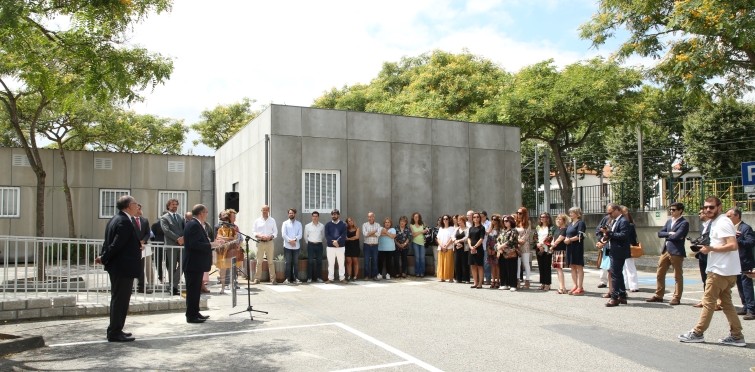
{"left": 99, "top": 189, "right": 130, "bottom": 219}
{"left": 0, "top": 187, "right": 20, "bottom": 218}
{"left": 302, "top": 170, "right": 340, "bottom": 214}
{"left": 158, "top": 191, "right": 187, "bottom": 217}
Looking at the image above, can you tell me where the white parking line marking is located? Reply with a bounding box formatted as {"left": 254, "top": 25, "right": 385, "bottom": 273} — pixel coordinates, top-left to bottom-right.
{"left": 333, "top": 322, "right": 442, "bottom": 372}
{"left": 48, "top": 322, "right": 336, "bottom": 347}
{"left": 403, "top": 282, "right": 427, "bottom": 286}
{"left": 266, "top": 285, "right": 301, "bottom": 292}
{"left": 311, "top": 283, "right": 346, "bottom": 290}
{"left": 331, "top": 361, "right": 413, "bottom": 372}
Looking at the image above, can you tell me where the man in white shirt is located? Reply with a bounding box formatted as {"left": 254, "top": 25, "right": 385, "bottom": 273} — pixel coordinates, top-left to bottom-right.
{"left": 253, "top": 205, "right": 278, "bottom": 284}
{"left": 281, "top": 208, "right": 303, "bottom": 284}
{"left": 362, "top": 212, "right": 382, "bottom": 280}
{"left": 304, "top": 211, "right": 325, "bottom": 283}
{"left": 678, "top": 196, "right": 745, "bottom": 347}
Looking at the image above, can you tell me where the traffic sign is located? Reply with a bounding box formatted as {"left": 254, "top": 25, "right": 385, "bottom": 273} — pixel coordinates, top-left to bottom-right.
{"left": 743, "top": 161, "right": 755, "bottom": 186}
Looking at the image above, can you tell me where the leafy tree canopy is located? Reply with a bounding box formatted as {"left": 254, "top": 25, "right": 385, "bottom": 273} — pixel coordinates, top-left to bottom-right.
{"left": 191, "top": 98, "right": 264, "bottom": 150}
{"left": 89, "top": 109, "right": 186, "bottom": 154}
{"left": 580, "top": 0, "right": 755, "bottom": 99}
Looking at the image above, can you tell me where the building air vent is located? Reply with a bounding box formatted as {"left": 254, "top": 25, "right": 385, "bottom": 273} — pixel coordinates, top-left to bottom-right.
{"left": 94, "top": 158, "right": 113, "bottom": 170}
{"left": 12, "top": 154, "right": 30, "bottom": 167}
{"left": 168, "top": 161, "right": 185, "bottom": 173}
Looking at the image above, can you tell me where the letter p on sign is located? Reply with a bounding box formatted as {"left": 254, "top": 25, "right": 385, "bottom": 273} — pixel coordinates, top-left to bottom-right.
{"left": 743, "top": 161, "right": 755, "bottom": 193}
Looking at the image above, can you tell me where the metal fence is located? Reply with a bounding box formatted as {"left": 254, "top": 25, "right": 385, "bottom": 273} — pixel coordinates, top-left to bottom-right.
{"left": 529, "top": 177, "right": 753, "bottom": 216}
{"left": 0, "top": 236, "right": 184, "bottom": 302}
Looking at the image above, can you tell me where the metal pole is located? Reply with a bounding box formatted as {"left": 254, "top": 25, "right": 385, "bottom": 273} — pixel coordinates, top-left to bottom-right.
{"left": 573, "top": 158, "right": 577, "bottom": 207}
{"left": 637, "top": 126, "right": 644, "bottom": 211}
{"left": 535, "top": 146, "right": 539, "bottom": 215}
{"left": 543, "top": 148, "right": 550, "bottom": 215}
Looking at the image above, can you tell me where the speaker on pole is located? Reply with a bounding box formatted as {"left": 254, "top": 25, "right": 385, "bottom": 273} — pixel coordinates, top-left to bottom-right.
{"left": 224, "top": 192, "right": 240, "bottom": 212}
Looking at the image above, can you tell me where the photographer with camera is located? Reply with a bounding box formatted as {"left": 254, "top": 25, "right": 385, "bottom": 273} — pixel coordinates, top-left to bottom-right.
{"left": 678, "top": 197, "right": 745, "bottom": 347}
{"left": 646, "top": 202, "right": 689, "bottom": 305}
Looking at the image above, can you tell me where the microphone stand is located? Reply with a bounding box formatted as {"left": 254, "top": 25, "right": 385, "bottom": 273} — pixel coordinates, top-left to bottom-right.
{"left": 229, "top": 228, "right": 268, "bottom": 321}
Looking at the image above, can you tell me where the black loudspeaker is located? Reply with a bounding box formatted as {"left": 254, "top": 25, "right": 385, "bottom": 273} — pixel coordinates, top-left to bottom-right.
{"left": 224, "top": 192, "right": 240, "bottom": 212}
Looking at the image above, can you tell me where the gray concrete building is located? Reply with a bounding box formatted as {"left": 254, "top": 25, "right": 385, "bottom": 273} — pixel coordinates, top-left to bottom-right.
{"left": 0, "top": 148, "right": 215, "bottom": 239}
{"left": 214, "top": 104, "right": 522, "bottom": 255}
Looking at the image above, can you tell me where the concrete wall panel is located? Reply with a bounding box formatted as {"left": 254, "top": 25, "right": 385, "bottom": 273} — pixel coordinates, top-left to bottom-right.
{"left": 389, "top": 115, "right": 432, "bottom": 145}
{"left": 499, "top": 151, "right": 522, "bottom": 214}
{"left": 469, "top": 149, "right": 507, "bottom": 215}
{"left": 431, "top": 119, "right": 468, "bottom": 148}
{"left": 391, "top": 143, "right": 433, "bottom": 220}
{"left": 347, "top": 111, "right": 389, "bottom": 142}
{"left": 469, "top": 123, "right": 507, "bottom": 150}
{"left": 432, "top": 146, "right": 470, "bottom": 217}
{"left": 302, "top": 108, "right": 346, "bottom": 139}
{"left": 347, "top": 140, "right": 392, "bottom": 224}
{"left": 270, "top": 135, "right": 302, "bottom": 225}
{"left": 272, "top": 105, "right": 302, "bottom": 137}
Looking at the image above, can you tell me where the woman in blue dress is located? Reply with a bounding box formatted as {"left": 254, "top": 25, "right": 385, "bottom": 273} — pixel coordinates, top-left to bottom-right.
{"left": 564, "top": 207, "right": 586, "bottom": 295}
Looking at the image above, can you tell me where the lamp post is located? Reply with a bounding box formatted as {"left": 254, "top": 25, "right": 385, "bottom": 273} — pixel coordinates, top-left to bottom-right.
{"left": 535, "top": 144, "right": 545, "bottom": 215}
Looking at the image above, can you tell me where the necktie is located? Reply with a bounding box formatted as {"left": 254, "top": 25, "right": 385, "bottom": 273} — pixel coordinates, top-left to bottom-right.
{"left": 135, "top": 217, "right": 141, "bottom": 230}
{"left": 172, "top": 213, "right": 179, "bottom": 224}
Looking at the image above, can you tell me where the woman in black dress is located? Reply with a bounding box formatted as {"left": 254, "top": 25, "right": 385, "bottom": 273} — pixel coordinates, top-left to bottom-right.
{"left": 345, "top": 217, "right": 361, "bottom": 281}
{"left": 467, "top": 212, "right": 486, "bottom": 289}
{"left": 453, "top": 215, "right": 470, "bottom": 284}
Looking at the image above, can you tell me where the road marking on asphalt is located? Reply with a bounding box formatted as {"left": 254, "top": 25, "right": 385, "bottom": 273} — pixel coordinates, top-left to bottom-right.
{"left": 333, "top": 322, "right": 442, "bottom": 372}
{"left": 331, "top": 361, "right": 413, "bottom": 372}
{"left": 48, "top": 322, "right": 336, "bottom": 347}
{"left": 403, "top": 282, "right": 427, "bottom": 286}
{"left": 311, "top": 283, "right": 346, "bottom": 290}
{"left": 265, "top": 285, "right": 301, "bottom": 292}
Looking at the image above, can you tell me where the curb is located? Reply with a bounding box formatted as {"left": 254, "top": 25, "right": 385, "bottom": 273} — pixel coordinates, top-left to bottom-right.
{"left": 0, "top": 333, "right": 45, "bottom": 356}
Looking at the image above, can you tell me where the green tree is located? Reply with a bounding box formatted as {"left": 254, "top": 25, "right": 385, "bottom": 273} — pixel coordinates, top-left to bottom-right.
{"left": 0, "top": 0, "right": 173, "bottom": 237}
{"left": 497, "top": 58, "right": 642, "bottom": 210}
{"left": 580, "top": 0, "right": 755, "bottom": 98}
{"left": 682, "top": 100, "right": 755, "bottom": 179}
{"left": 191, "top": 98, "right": 264, "bottom": 150}
{"left": 314, "top": 50, "right": 509, "bottom": 122}
{"left": 89, "top": 109, "right": 186, "bottom": 154}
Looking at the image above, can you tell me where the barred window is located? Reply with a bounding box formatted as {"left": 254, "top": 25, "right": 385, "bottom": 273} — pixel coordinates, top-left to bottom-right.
{"left": 99, "top": 189, "right": 129, "bottom": 218}
{"left": 158, "top": 191, "right": 187, "bottom": 216}
{"left": 0, "top": 187, "right": 20, "bottom": 217}
{"left": 302, "top": 170, "right": 339, "bottom": 214}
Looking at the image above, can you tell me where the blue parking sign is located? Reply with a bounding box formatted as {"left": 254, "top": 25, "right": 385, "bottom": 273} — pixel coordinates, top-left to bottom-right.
{"left": 743, "top": 161, "right": 755, "bottom": 192}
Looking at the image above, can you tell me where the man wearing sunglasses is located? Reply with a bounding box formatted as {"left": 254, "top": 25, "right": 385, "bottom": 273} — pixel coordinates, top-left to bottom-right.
{"left": 647, "top": 202, "right": 689, "bottom": 305}
{"left": 679, "top": 196, "right": 745, "bottom": 347}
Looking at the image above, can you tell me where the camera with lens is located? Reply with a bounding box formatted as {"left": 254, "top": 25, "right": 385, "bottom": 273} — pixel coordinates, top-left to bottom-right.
{"left": 687, "top": 234, "right": 710, "bottom": 253}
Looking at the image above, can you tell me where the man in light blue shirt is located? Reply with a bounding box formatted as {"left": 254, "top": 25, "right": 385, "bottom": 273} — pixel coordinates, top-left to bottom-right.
{"left": 281, "top": 208, "right": 303, "bottom": 284}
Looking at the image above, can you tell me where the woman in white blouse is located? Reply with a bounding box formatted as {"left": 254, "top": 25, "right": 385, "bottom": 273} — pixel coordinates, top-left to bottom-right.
{"left": 436, "top": 214, "right": 455, "bottom": 282}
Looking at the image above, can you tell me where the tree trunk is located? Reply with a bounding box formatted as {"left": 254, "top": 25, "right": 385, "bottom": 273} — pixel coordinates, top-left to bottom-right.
{"left": 550, "top": 144, "right": 573, "bottom": 211}
{"left": 57, "top": 146, "right": 76, "bottom": 238}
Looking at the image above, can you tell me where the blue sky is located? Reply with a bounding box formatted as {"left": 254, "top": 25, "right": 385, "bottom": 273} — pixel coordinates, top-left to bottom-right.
{"left": 127, "top": 1, "right": 637, "bottom": 155}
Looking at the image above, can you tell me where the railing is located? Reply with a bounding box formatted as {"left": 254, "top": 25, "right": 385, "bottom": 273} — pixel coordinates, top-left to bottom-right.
{"left": 0, "top": 236, "right": 184, "bottom": 302}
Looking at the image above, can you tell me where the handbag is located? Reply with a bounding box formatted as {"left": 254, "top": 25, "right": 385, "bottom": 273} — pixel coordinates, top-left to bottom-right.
{"left": 595, "top": 250, "right": 603, "bottom": 269}
{"left": 599, "top": 253, "right": 612, "bottom": 271}
{"left": 630, "top": 242, "right": 644, "bottom": 258}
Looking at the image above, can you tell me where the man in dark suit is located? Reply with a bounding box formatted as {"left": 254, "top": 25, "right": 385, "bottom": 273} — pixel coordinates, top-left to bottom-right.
{"left": 134, "top": 204, "right": 153, "bottom": 294}
{"left": 601, "top": 203, "right": 630, "bottom": 307}
{"left": 95, "top": 195, "right": 142, "bottom": 342}
{"left": 727, "top": 208, "right": 755, "bottom": 320}
{"left": 647, "top": 202, "right": 689, "bottom": 305}
{"left": 160, "top": 199, "right": 185, "bottom": 296}
{"left": 151, "top": 218, "right": 165, "bottom": 283}
{"left": 183, "top": 204, "right": 215, "bottom": 323}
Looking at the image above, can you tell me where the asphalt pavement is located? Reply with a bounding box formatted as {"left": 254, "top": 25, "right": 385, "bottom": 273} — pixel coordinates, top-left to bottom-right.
{"left": 0, "top": 266, "right": 753, "bottom": 371}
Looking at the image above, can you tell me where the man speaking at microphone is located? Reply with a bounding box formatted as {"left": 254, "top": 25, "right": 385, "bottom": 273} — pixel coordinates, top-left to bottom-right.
{"left": 183, "top": 204, "right": 217, "bottom": 323}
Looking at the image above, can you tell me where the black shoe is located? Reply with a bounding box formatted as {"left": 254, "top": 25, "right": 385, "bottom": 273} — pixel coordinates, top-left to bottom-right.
{"left": 134, "top": 288, "right": 153, "bottom": 294}
{"left": 172, "top": 288, "right": 181, "bottom": 296}
{"left": 108, "top": 334, "right": 136, "bottom": 342}
{"left": 186, "top": 317, "right": 206, "bottom": 324}
{"left": 122, "top": 332, "right": 132, "bottom": 337}
{"left": 605, "top": 299, "right": 621, "bottom": 307}
{"left": 597, "top": 283, "right": 607, "bottom": 288}
{"left": 197, "top": 313, "right": 210, "bottom": 320}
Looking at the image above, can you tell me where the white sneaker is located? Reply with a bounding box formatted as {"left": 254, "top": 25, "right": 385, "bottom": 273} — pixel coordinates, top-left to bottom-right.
{"left": 295, "top": 279, "right": 302, "bottom": 284}
{"left": 377, "top": 274, "right": 383, "bottom": 280}
{"left": 283, "top": 279, "right": 290, "bottom": 285}
{"left": 678, "top": 330, "right": 704, "bottom": 343}
{"left": 503, "top": 286, "right": 510, "bottom": 290}
{"left": 386, "top": 274, "right": 391, "bottom": 280}
{"left": 510, "top": 287, "right": 517, "bottom": 292}
{"left": 317, "top": 278, "right": 324, "bottom": 283}
{"left": 306, "top": 279, "right": 312, "bottom": 283}
{"left": 718, "top": 334, "right": 746, "bottom": 347}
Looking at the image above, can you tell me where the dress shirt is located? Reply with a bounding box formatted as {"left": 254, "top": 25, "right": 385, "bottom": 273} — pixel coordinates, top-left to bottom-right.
{"left": 281, "top": 219, "right": 303, "bottom": 249}
{"left": 362, "top": 222, "right": 381, "bottom": 245}
{"left": 305, "top": 222, "right": 324, "bottom": 243}
{"left": 254, "top": 216, "right": 278, "bottom": 240}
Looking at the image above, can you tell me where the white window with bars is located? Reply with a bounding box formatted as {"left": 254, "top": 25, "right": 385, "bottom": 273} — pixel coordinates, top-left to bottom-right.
{"left": 99, "top": 189, "right": 130, "bottom": 218}
{"left": 302, "top": 170, "right": 340, "bottom": 214}
{"left": 0, "top": 187, "right": 20, "bottom": 217}
{"left": 158, "top": 191, "right": 187, "bottom": 217}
